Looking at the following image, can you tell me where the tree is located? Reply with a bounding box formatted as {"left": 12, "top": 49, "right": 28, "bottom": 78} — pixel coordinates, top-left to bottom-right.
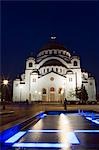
{"left": 76, "top": 84, "right": 88, "bottom": 104}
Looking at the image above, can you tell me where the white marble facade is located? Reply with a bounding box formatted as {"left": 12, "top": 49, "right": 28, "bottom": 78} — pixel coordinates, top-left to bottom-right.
{"left": 13, "top": 38, "right": 96, "bottom": 103}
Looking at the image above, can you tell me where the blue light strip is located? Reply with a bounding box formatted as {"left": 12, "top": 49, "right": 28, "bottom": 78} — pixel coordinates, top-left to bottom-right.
{"left": 13, "top": 143, "right": 69, "bottom": 148}
{"left": 28, "top": 130, "right": 79, "bottom": 144}
{"left": 85, "top": 114, "right": 99, "bottom": 117}
{"left": 67, "top": 132, "right": 80, "bottom": 144}
{"left": 5, "top": 131, "right": 26, "bottom": 143}
{"left": 75, "top": 130, "right": 99, "bottom": 133}
{"left": 28, "top": 130, "right": 62, "bottom": 133}
{"left": 40, "top": 114, "right": 47, "bottom": 119}
{"left": 86, "top": 117, "right": 99, "bottom": 125}
{"left": 86, "top": 117, "right": 92, "bottom": 120}
{"left": 92, "top": 120, "right": 99, "bottom": 124}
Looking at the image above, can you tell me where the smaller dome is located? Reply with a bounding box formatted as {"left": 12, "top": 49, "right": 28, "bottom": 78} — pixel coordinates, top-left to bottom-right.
{"left": 27, "top": 57, "right": 35, "bottom": 61}
{"left": 71, "top": 56, "right": 80, "bottom": 60}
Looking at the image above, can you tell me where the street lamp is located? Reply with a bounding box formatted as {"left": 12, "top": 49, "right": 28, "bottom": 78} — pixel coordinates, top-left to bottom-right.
{"left": 3, "top": 80, "right": 8, "bottom": 85}
{"left": 2, "top": 79, "right": 8, "bottom": 110}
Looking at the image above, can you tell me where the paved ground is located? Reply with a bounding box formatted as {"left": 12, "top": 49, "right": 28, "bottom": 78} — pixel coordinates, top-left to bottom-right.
{"left": 0, "top": 103, "right": 99, "bottom": 131}
{"left": 2, "top": 112, "right": 99, "bottom": 150}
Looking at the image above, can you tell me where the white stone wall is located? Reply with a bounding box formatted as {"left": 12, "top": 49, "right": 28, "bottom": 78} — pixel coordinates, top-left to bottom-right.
{"left": 13, "top": 79, "right": 20, "bottom": 101}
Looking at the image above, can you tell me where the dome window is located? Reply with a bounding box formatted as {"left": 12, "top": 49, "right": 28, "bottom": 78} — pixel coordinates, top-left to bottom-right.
{"left": 56, "top": 68, "right": 58, "bottom": 72}
{"left": 73, "top": 61, "right": 78, "bottom": 66}
{"left": 47, "top": 68, "right": 49, "bottom": 72}
{"left": 61, "top": 51, "right": 63, "bottom": 55}
{"left": 52, "top": 50, "right": 54, "bottom": 54}
{"left": 29, "top": 62, "right": 33, "bottom": 67}
{"left": 60, "top": 69, "right": 62, "bottom": 73}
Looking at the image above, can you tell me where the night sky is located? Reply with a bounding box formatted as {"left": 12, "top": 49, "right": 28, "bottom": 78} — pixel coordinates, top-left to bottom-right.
{"left": 1, "top": 1, "right": 99, "bottom": 92}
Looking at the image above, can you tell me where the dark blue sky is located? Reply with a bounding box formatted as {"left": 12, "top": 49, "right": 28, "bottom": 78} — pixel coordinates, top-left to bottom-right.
{"left": 1, "top": 1, "right": 99, "bottom": 91}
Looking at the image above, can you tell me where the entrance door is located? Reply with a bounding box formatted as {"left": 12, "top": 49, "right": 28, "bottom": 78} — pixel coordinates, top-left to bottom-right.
{"left": 50, "top": 93, "right": 55, "bottom": 101}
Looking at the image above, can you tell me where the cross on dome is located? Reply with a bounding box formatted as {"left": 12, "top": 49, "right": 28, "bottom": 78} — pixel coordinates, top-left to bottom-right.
{"left": 51, "top": 36, "right": 56, "bottom": 40}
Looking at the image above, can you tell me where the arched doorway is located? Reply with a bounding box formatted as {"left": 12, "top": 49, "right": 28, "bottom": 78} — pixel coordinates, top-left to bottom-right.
{"left": 58, "top": 88, "right": 64, "bottom": 102}
{"left": 50, "top": 87, "right": 55, "bottom": 101}
{"left": 42, "top": 88, "right": 47, "bottom": 101}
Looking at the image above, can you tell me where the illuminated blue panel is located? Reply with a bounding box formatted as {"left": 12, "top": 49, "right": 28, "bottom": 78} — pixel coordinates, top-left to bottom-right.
{"left": 0, "top": 124, "right": 20, "bottom": 142}
{"left": 86, "top": 117, "right": 92, "bottom": 120}
{"left": 67, "top": 132, "right": 80, "bottom": 144}
{"left": 5, "top": 131, "right": 26, "bottom": 143}
{"left": 40, "top": 114, "right": 47, "bottom": 118}
{"left": 0, "top": 112, "right": 45, "bottom": 143}
{"left": 28, "top": 130, "right": 62, "bottom": 133}
{"left": 92, "top": 120, "right": 99, "bottom": 124}
{"left": 13, "top": 143, "right": 69, "bottom": 148}
{"left": 86, "top": 117, "right": 99, "bottom": 125}
{"left": 75, "top": 130, "right": 99, "bottom": 133}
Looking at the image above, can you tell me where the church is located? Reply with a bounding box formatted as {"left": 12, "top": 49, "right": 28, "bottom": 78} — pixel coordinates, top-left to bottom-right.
{"left": 13, "top": 37, "right": 96, "bottom": 103}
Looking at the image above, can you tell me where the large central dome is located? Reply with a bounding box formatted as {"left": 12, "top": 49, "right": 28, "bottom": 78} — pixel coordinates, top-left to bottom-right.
{"left": 40, "top": 37, "right": 67, "bottom": 51}
{"left": 37, "top": 37, "right": 71, "bottom": 61}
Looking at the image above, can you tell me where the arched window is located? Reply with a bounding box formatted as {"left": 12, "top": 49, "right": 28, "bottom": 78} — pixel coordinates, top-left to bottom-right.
{"left": 61, "top": 51, "right": 63, "bottom": 55}
{"left": 29, "top": 62, "right": 33, "bottom": 67}
{"left": 33, "top": 78, "right": 36, "bottom": 82}
{"left": 52, "top": 50, "right": 54, "bottom": 54}
{"left": 73, "top": 61, "right": 78, "bottom": 66}
{"left": 47, "top": 68, "right": 49, "bottom": 72}
{"left": 56, "top": 68, "right": 58, "bottom": 72}
{"left": 58, "top": 88, "right": 62, "bottom": 94}
{"left": 50, "top": 87, "right": 55, "bottom": 92}
{"left": 69, "top": 78, "right": 72, "bottom": 82}
{"left": 60, "top": 69, "right": 62, "bottom": 73}
{"left": 90, "top": 82, "right": 92, "bottom": 86}
{"left": 63, "top": 69, "right": 66, "bottom": 74}
{"left": 42, "top": 88, "right": 46, "bottom": 94}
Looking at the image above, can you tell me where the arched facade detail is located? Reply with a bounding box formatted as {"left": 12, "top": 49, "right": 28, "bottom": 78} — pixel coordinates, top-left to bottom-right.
{"left": 38, "top": 56, "right": 69, "bottom": 69}
{"left": 50, "top": 87, "right": 55, "bottom": 92}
